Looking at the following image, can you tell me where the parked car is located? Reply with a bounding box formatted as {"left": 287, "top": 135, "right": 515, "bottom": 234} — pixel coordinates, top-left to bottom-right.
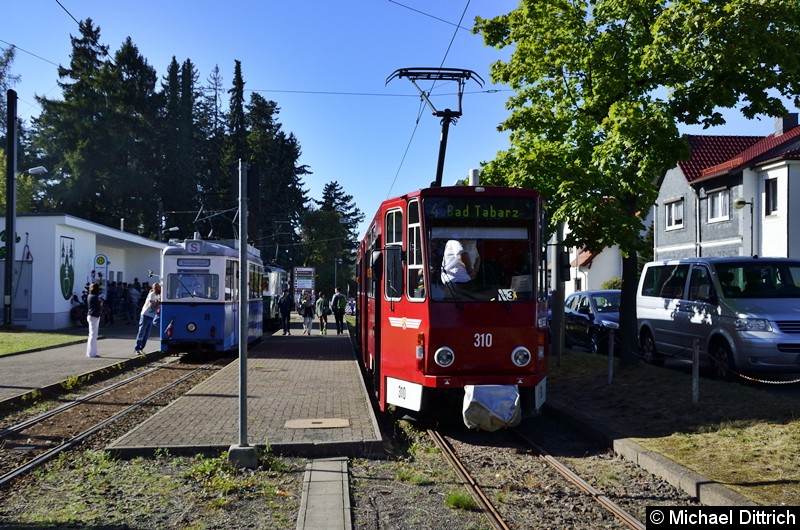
{"left": 563, "top": 290, "right": 621, "bottom": 354}
{"left": 637, "top": 257, "right": 800, "bottom": 380}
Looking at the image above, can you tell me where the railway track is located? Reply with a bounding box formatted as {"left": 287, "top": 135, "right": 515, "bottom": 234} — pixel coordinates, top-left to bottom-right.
{"left": 428, "top": 423, "right": 654, "bottom": 529}
{"left": 0, "top": 358, "right": 224, "bottom": 487}
{"left": 511, "top": 429, "right": 645, "bottom": 530}
{"left": 428, "top": 428, "right": 512, "bottom": 530}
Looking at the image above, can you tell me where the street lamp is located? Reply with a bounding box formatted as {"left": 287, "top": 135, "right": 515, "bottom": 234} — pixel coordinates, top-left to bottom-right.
{"left": 334, "top": 258, "right": 342, "bottom": 290}
{"left": 733, "top": 197, "right": 754, "bottom": 257}
{"left": 161, "top": 226, "right": 179, "bottom": 241}
{"left": 4, "top": 166, "right": 48, "bottom": 327}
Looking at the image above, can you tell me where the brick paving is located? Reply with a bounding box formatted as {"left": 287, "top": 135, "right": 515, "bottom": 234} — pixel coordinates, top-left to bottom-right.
{"left": 107, "top": 321, "right": 383, "bottom": 458}
{"left": 1, "top": 318, "right": 383, "bottom": 459}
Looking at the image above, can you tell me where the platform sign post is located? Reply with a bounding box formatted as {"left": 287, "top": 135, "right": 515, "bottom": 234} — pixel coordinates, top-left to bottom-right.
{"left": 293, "top": 267, "right": 315, "bottom": 303}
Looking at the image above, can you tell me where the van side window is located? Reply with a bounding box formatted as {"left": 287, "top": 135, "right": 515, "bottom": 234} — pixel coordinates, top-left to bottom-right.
{"left": 688, "top": 266, "right": 714, "bottom": 302}
{"left": 640, "top": 264, "right": 689, "bottom": 299}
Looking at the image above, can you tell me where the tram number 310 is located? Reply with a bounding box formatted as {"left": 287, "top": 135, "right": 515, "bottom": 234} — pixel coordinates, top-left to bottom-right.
{"left": 474, "top": 333, "right": 493, "bottom": 348}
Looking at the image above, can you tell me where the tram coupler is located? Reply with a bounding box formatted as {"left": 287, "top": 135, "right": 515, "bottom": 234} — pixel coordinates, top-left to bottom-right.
{"left": 462, "top": 385, "right": 521, "bottom": 432}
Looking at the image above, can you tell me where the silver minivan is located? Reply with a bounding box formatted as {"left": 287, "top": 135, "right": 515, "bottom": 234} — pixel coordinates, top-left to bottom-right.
{"left": 637, "top": 257, "right": 800, "bottom": 379}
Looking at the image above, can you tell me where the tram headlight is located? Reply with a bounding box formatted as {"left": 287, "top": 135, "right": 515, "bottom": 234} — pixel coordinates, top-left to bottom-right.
{"left": 433, "top": 346, "right": 455, "bottom": 368}
{"left": 186, "top": 322, "right": 197, "bottom": 332}
{"left": 511, "top": 346, "right": 532, "bottom": 367}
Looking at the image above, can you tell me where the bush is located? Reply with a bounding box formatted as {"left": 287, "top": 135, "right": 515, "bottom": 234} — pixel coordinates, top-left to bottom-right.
{"left": 600, "top": 277, "right": 623, "bottom": 290}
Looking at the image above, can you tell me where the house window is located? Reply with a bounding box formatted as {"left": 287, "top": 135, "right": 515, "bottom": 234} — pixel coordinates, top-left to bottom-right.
{"left": 707, "top": 189, "right": 729, "bottom": 222}
{"left": 765, "top": 178, "right": 778, "bottom": 215}
{"left": 665, "top": 199, "right": 684, "bottom": 230}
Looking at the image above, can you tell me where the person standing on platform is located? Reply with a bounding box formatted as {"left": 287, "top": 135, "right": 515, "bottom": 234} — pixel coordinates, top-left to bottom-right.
{"left": 85, "top": 283, "right": 103, "bottom": 358}
{"left": 315, "top": 291, "right": 330, "bottom": 335}
{"left": 300, "top": 293, "right": 315, "bottom": 335}
{"left": 331, "top": 287, "right": 346, "bottom": 335}
{"left": 134, "top": 282, "right": 161, "bottom": 354}
{"left": 277, "top": 288, "right": 293, "bottom": 335}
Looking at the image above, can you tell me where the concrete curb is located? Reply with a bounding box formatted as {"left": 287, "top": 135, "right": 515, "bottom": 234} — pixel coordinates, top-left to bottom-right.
{"left": 543, "top": 403, "right": 755, "bottom": 506}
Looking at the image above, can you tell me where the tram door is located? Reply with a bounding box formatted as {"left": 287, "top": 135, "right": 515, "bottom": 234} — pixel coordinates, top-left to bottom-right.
{"left": 367, "top": 236, "right": 382, "bottom": 397}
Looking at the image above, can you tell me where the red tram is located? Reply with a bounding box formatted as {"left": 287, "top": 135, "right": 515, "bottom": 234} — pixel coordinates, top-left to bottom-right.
{"left": 355, "top": 183, "right": 549, "bottom": 430}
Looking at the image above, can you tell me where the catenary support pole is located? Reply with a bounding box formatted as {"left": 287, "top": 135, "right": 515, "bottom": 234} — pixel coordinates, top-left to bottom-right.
{"left": 230, "top": 159, "right": 258, "bottom": 468}
{"left": 4, "top": 90, "right": 18, "bottom": 328}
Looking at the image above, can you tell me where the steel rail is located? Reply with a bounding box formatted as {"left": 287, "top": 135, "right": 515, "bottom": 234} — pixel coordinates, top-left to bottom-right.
{"left": 512, "top": 430, "right": 645, "bottom": 530}
{"left": 427, "top": 429, "right": 511, "bottom": 530}
{"left": 0, "top": 361, "right": 219, "bottom": 488}
{"left": 0, "top": 360, "right": 179, "bottom": 439}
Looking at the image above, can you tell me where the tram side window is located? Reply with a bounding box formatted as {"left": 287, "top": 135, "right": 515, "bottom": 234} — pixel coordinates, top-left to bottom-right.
{"left": 225, "top": 260, "right": 235, "bottom": 301}
{"left": 249, "top": 263, "right": 263, "bottom": 300}
{"left": 407, "top": 200, "right": 424, "bottom": 300}
{"left": 385, "top": 209, "right": 404, "bottom": 302}
{"left": 385, "top": 246, "right": 403, "bottom": 301}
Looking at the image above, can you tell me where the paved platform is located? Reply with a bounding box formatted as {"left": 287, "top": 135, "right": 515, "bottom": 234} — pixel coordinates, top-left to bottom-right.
{"left": 0, "top": 324, "right": 162, "bottom": 408}
{"left": 106, "top": 326, "right": 384, "bottom": 458}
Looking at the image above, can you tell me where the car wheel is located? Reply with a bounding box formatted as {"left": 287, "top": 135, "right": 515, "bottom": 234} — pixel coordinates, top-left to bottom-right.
{"left": 640, "top": 330, "right": 664, "bottom": 366}
{"left": 709, "top": 341, "right": 737, "bottom": 381}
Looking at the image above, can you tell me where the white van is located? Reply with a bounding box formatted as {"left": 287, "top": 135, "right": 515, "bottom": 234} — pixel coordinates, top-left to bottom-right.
{"left": 637, "top": 257, "right": 800, "bottom": 379}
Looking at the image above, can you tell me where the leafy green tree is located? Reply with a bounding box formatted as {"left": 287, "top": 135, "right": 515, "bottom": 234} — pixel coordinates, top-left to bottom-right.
{"left": 475, "top": 0, "right": 800, "bottom": 365}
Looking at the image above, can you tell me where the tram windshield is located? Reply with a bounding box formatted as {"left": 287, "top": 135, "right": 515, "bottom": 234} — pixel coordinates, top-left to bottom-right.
{"left": 428, "top": 226, "right": 534, "bottom": 302}
{"left": 166, "top": 273, "right": 220, "bottom": 300}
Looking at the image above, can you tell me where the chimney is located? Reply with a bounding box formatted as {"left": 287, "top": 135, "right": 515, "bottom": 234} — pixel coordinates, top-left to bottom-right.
{"left": 775, "top": 113, "right": 798, "bottom": 136}
{"left": 468, "top": 169, "right": 480, "bottom": 186}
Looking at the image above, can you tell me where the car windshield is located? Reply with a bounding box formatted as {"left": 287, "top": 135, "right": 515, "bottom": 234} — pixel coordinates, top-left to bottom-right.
{"left": 591, "top": 292, "right": 620, "bottom": 312}
{"left": 716, "top": 262, "right": 800, "bottom": 299}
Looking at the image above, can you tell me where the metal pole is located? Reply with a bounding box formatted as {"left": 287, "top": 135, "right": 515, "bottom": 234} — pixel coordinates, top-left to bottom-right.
{"left": 238, "top": 159, "right": 248, "bottom": 446}
{"left": 749, "top": 200, "right": 754, "bottom": 257}
{"left": 4, "top": 90, "right": 18, "bottom": 327}
{"left": 608, "top": 330, "right": 615, "bottom": 385}
{"left": 692, "top": 338, "right": 700, "bottom": 405}
{"left": 227, "top": 159, "right": 257, "bottom": 468}
{"left": 433, "top": 112, "right": 454, "bottom": 187}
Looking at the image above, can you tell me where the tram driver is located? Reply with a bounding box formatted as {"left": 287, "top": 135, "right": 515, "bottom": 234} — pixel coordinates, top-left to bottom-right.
{"left": 440, "top": 239, "right": 481, "bottom": 284}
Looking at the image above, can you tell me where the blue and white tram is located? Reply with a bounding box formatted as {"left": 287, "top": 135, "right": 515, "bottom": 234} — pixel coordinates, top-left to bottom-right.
{"left": 159, "top": 238, "right": 264, "bottom": 354}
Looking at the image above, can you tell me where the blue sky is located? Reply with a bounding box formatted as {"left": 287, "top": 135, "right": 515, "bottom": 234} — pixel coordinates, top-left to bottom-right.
{"left": 2, "top": 1, "right": 795, "bottom": 239}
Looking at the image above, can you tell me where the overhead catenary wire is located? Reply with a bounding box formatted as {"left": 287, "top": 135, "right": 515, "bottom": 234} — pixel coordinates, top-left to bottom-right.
{"left": 385, "top": 0, "right": 474, "bottom": 197}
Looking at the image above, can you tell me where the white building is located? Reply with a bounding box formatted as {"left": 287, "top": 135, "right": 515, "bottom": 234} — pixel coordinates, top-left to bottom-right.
{"left": 0, "top": 214, "right": 166, "bottom": 330}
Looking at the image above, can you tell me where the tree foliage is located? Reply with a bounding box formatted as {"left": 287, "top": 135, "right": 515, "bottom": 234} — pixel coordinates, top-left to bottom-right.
{"left": 475, "top": 0, "right": 800, "bottom": 363}
{"left": 302, "top": 181, "right": 364, "bottom": 296}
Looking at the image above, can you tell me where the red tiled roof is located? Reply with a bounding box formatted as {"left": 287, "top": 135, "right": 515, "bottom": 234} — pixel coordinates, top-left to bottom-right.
{"left": 678, "top": 135, "right": 761, "bottom": 182}
{"left": 680, "top": 126, "right": 800, "bottom": 183}
{"left": 570, "top": 250, "right": 594, "bottom": 268}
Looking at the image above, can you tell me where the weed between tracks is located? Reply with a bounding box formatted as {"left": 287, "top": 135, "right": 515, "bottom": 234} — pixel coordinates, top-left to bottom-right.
{"left": 2, "top": 449, "right": 305, "bottom": 529}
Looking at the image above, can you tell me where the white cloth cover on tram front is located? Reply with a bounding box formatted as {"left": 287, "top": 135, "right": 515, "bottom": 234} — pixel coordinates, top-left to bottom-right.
{"left": 462, "top": 385, "right": 521, "bottom": 431}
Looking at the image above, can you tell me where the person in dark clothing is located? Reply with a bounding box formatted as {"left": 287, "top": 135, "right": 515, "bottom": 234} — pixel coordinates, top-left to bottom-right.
{"left": 331, "top": 287, "right": 346, "bottom": 335}
{"left": 85, "top": 283, "right": 103, "bottom": 358}
{"left": 277, "top": 289, "right": 293, "bottom": 335}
